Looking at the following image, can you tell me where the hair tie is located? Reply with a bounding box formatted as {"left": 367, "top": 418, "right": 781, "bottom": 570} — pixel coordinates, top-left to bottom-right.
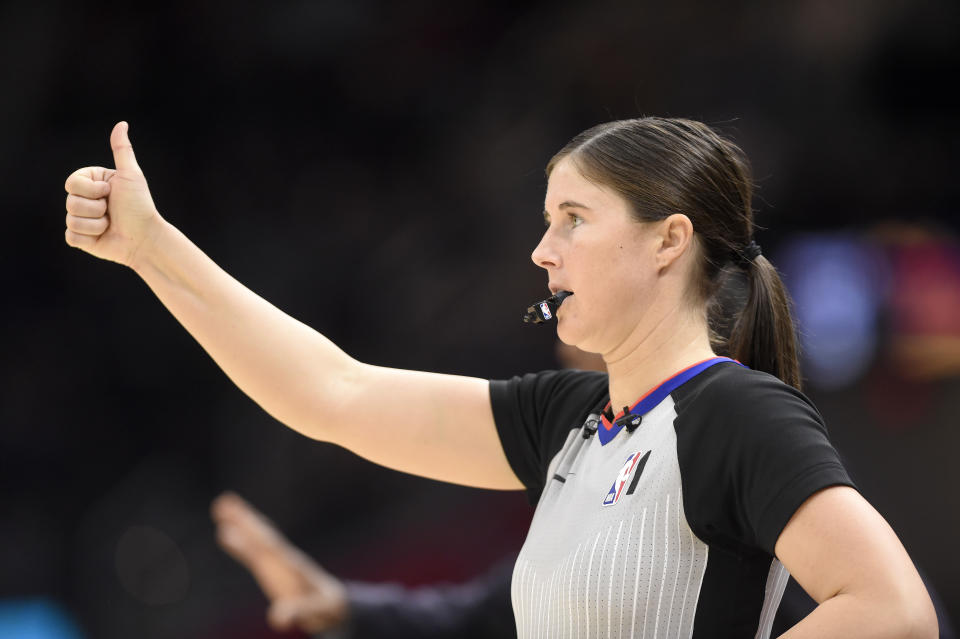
{"left": 739, "top": 240, "right": 762, "bottom": 265}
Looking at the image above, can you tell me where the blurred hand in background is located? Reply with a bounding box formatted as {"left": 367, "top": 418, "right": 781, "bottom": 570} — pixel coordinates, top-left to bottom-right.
{"left": 211, "top": 492, "right": 350, "bottom": 634}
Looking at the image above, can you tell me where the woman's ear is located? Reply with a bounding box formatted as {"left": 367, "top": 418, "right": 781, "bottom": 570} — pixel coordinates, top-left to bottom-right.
{"left": 655, "top": 213, "right": 694, "bottom": 270}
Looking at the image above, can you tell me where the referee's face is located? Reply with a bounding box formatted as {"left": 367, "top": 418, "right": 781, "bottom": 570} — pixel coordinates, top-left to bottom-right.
{"left": 533, "top": 157, "right": 661, "bottom": 354}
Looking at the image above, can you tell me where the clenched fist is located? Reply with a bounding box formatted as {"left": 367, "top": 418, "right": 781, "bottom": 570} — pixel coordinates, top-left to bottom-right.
{"left": 64, "top": 122, "right": 163, "bottom": 267}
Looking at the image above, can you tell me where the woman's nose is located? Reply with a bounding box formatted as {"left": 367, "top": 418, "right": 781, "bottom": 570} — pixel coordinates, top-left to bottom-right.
{"left": 531, "top": 231, "right": 560, "bottom": 269}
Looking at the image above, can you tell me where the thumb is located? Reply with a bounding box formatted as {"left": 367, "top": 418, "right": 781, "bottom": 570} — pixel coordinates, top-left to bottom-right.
{"left": 110, "top": 121, "right": 142, "bottom": 173}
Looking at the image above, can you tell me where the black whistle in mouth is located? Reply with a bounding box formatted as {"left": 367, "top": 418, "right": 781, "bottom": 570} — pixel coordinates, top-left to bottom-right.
{"left": 522, "top": 291, "right": 573, "bottom": 325}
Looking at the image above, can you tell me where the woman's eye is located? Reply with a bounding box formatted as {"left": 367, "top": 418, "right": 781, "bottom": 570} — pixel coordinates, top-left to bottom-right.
{"left": 541, "top": 213, "right": 581, "bottom": 228}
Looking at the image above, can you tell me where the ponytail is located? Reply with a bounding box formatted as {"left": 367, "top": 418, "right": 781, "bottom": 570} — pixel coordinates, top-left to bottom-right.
{"left": 727, "top": 254, "right": 802, "bottom": 390}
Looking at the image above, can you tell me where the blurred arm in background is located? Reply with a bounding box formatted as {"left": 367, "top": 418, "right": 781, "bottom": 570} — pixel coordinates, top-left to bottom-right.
{"left": 211, "top": 493, "right": 516, "bottom": 639}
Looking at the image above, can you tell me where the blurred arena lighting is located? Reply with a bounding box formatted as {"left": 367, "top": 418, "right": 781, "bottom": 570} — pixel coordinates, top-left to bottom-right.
{"left": 778, "top": 234, "right": 888, "bottom": 390}
{"left": 882, "top": 229, "right": 960, "bottom": 380}
{"left": 0, "top": 599, "right": 84, "bottom": 639}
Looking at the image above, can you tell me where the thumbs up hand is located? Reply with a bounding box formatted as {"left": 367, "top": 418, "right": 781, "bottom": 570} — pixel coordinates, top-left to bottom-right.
{"left": 64, "top": 122, "right": 163, "bottom": 267}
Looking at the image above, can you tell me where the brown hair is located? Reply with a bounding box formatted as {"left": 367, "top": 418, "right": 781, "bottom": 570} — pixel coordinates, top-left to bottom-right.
{"left": 547, "top": 117, "right": 801, "bottom": 389}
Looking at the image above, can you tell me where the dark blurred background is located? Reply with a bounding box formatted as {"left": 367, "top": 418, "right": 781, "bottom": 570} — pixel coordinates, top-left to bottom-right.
{"left": 1, "top": 0, "right": 958, "bottom": 636}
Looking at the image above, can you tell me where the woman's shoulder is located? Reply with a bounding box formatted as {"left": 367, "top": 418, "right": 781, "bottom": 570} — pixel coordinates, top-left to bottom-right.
{"left": 493, "top": 368, "right": 608, "bottom": 403}
{"left": 489, "top": 368, "right": 609, "bottom": 430}
{"left": 674, "top": 361, "right": 826, "bottom": 431}
{"left": 679, "top": 359, "right": 811, "bottom": 400}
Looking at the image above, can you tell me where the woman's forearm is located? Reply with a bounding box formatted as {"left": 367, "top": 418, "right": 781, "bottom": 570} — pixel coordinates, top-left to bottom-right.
{"left": 779, "top": 592, "right": 938, "bottom": 639}
{"left": 131, "top": 218, "right": 358, "bottom": 439}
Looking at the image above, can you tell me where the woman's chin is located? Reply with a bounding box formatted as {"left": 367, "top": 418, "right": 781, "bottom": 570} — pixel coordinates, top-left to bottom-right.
{"left": 556, "top": 319, "right": 584, "bottom": 348}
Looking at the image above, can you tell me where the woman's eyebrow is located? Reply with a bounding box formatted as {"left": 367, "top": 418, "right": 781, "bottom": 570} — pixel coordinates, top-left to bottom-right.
{"left": 544, "top": 201, "right": 592, "bottom": 216}
{"left": 558, "top": 200, "right": 591, "bottom": 210}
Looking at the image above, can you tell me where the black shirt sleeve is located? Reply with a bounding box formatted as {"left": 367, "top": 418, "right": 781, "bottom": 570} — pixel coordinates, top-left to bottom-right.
{"left": 489, "top": 369, "right": 608, "bottom": 505}
{"left": 674, "top": 365, "right": 856, "bottom": 556}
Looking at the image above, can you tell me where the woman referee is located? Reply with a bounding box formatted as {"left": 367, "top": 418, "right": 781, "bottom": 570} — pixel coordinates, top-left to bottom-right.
{"left": 63, "top": 118, "right": 937, "bottom": 638}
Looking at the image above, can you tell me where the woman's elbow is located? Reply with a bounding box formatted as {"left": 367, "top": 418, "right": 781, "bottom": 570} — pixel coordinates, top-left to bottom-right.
{"left": 896, "top": 588, "right": 938, "bottom": 639}
{"left": 910, "top": 605, "right": 939, "bottom": 639}
{"left": 300, "top": 360, "right": 367, "bottom": 442}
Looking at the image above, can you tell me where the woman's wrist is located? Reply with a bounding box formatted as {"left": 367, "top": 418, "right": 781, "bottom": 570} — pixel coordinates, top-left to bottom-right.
{"left": 127, "top": 213, "right": 171, "bottom": 275}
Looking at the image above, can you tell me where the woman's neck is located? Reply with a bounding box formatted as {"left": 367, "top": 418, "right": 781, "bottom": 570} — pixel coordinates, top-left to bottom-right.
{"left": 602, "top": 305, "right": 716, "bottom": 415}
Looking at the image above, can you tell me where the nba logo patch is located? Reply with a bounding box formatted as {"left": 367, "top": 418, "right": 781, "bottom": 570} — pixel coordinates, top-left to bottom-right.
{"left": 602, "top": 451, "right": 645, "bottom": 506}
{"left": 539, "top": 301, "right": 552, "bottom": 320}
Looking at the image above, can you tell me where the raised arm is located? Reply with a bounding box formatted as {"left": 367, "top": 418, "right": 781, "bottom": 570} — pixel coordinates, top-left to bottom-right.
{"left": 64, "top": 122, "right": 521, "bottom": 490}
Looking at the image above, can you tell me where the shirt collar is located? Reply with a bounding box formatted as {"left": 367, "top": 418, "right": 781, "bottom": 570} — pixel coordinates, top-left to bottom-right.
{"left": 596, "top": 357, "right": 741, "bottom": 446}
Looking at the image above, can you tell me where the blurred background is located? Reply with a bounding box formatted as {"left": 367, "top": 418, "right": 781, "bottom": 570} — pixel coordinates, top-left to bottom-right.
{"left": 1, "top": 0, "right": 958, "bottom": 636}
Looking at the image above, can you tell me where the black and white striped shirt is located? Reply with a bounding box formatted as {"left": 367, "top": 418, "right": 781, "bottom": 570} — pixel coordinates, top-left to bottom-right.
{"left": 490, "top": 358, "right": 854, "bottom": 638}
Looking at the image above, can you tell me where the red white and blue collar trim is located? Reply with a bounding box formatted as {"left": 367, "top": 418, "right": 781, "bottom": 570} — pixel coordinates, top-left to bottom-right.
{"left": 596, "top": 357, "right": 742, "bottom": 446}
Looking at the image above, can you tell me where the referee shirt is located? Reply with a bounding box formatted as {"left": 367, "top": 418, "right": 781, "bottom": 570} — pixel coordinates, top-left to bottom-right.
{"left": 490, "top": 357, "right": 854, "bottom": 639}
